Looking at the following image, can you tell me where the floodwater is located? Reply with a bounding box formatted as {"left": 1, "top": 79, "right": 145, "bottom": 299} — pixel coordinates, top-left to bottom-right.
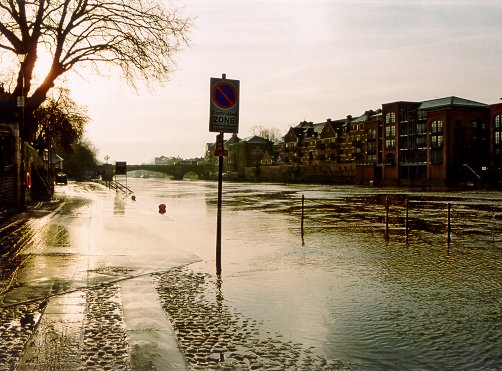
{"left": 125, "top": 177, "right": 501, "bottom": 370}
{"left": 2, "top": 177, "right": 501, "bottom": 369}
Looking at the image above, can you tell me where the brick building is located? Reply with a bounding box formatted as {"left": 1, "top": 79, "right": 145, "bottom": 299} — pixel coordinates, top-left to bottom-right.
{"left": 381, "top": 97, "right": 491, "bottom": 186}
{"left": 205, "top": 95, "right": 502, "bottom": 187}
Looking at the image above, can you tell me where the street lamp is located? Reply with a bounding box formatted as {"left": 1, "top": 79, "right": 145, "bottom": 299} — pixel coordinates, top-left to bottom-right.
{"left": 17, "top": 52, "right": 28, "bottom": 210}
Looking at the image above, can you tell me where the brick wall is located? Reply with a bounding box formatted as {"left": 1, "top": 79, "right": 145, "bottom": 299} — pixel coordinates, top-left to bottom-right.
{"left": 0, "top": 166, "right": 16, "bottom": 209}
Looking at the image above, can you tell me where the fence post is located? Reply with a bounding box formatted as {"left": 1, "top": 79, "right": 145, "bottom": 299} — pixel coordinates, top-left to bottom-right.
{"left": 447, "top": 203, "right": 451, "bottom": 245}
{"left": 405, "top": 198, "right": 409, "bottom": 240}
{"left": 385, "top": 197, "right": 389, "bottom": 240}
{"left": 301, "top": 195, "right": 305, "bottom": 245}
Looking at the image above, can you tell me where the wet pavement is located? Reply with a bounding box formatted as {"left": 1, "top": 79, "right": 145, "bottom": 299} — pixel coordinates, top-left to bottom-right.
{"left": 0, "top": 183, "right": 345, "bottom": 370}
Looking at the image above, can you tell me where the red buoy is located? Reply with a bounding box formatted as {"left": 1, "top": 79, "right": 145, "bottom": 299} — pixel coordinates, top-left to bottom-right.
{"left": 158, "top": 203, "right": 166, "bottom": 214}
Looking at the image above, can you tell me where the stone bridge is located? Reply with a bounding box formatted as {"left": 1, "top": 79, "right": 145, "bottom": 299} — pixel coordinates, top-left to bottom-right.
{"left": 126, "top": 163, "right": 213, "bottom": 180}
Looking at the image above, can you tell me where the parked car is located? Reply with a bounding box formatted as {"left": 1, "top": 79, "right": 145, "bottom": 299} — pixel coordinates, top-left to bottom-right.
{"left": 55, "top": 173, "right": 68, "bottom": 185}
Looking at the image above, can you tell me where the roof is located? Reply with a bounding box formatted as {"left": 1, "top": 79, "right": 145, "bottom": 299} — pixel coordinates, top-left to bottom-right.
{"left": 418, "top": 96, "right": 488, "bottom": 110}
{"left": 295, "top": 121, "right": 313, "bottom": 129}
{"left": 312, "top": 122, "right": 325, "bottom": 134}
{"left": 225, "top": 134, "right": 241, "bottom": 145}
{"left": 242, "top": 135, "right": 272, "bottom": 144}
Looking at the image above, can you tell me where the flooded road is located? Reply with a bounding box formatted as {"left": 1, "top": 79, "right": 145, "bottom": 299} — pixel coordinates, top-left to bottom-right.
{"left": 0, "top": 178, "right": 501, "bottom": 369}
{"left": 119, "top": 178, "right": 502, "bottom": 369}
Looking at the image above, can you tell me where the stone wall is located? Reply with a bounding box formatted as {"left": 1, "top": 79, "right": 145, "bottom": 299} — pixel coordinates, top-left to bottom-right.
{"left": 243, "top": 164, "right": 356, "bottom": 184}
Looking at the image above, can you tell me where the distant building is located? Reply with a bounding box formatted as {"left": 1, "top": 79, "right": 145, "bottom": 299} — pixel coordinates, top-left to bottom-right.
{"left": 381, "top": 97, "right": 491, "bottom": 186}
{"left": 204, "top": 95, "right": 502, "bottom": 187}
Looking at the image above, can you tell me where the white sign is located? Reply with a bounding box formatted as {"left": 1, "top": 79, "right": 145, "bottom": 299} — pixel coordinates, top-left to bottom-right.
{"left": 209, "top": 77, "right": 240, "bottom": 133}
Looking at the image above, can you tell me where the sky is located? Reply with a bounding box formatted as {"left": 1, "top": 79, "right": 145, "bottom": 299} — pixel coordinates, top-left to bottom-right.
{"left": 65, "top": 0, "right": 502, "bottom": 164}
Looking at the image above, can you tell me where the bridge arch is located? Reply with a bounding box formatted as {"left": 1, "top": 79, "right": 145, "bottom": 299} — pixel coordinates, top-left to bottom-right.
{"left": 126, "top": 163, "right": 212, "bottom": 180}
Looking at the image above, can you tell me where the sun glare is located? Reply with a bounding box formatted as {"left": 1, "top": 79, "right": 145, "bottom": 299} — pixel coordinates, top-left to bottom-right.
{"left": 33, "top": 49, "right": 53, "bottom": 80}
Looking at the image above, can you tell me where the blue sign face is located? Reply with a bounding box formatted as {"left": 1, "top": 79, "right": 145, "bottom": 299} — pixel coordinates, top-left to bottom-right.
{"left": 212, "top": 82, "right": 238, "bottom": 109}
{"left": 209, "top": 77, "right": 240, "bottom": 133}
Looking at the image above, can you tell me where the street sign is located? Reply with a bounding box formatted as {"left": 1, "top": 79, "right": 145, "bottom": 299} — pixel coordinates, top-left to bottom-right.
{"left": 115, "top": 161, "right": 127, "bottom": 175}
{"left": 209, "top": 77, "right": 240, "bottom": 133}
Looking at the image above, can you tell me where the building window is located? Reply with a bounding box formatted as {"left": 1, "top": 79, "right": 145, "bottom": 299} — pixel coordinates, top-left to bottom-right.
{"left": 385, "top": 139, "right": 396, "bottom": 150}
{"left": 431, "top": 135, "right": 443, "bottom": 149}
{"left": 367, "top": 129, "right": 376, "bottom": 141}
{"left": 432, "top": 120, "right": 443, "bottom": 133}
{"left": 431, "top": 120, "right": 443, "bottom": 151}
{"left": 417, "top": 122, "right": 426, "bottom": 135}
{"left": 496, "top": 132, "right": 502, "bottom": 145}
{"left": 431, "top": 121, "right": 442, "bottom": 162}
{"left": 416, "top": 135, "right": 426, "bottom": 147}
{"left": 385, "top": 112, "right": 396, "bottom": 124}
{"left": 367, "top": 141, "right": 376, "bottom": 154}
{"left": 495, "top": 115, "right": 502, "bottom": 145}
{"left": 385, "top": 125, "right": 395, "bottom": 138}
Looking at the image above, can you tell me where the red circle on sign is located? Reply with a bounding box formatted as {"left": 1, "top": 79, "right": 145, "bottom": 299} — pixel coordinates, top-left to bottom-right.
{"left": 212, "top": 82, "right": 237, "bottom": 109}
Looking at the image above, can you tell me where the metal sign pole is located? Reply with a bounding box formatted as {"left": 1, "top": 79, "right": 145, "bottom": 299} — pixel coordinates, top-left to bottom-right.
{"left": 209, "top": 72, "right": 239, "bottom": 275}
{"left": 216, "top": 132, "right": 224, "bottom": 275}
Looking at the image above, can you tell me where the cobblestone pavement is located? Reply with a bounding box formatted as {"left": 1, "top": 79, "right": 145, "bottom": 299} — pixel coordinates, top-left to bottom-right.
{"left": 0, "top": 283, "right": 132, "bottom": 370}
{"left": 0, "top": 266, "right": 349, "bottom": 370}
{"left": 154, "top": 267, "right": 349, "bottom": 370}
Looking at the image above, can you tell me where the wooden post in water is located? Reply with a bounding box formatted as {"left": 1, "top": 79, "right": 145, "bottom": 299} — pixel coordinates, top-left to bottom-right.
{"left": 385, "top": 197, "right": 389, "bottom": 240}
{"left": 405, "top": 199, "right": 409, "bottom": 240}
{"left": 301, "top": 195, "right": 305, "bottom": 245}
{"left": 447, "top": 203, "right": 451, "bottom": 245}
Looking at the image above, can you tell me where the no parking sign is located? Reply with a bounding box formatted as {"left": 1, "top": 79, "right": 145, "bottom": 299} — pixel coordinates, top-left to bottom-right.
{"left": 209, "top": 77, "right": 240, "bottom": 133}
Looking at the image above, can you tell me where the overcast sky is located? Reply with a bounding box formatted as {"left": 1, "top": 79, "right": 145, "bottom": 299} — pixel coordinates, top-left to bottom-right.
{"left": 68, "top": 0, "right": 502, "bottom": 164}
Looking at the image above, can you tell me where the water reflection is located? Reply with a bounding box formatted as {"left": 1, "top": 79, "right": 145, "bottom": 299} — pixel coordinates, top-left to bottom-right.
{"left": 43, "top": 224, "right": 70, "bottom": 247}
{"left": 113, "top": 194, "right": 125, "bottom": 215}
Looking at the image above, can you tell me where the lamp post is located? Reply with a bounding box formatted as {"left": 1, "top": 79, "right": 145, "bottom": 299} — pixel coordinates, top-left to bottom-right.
{"left": 17, "top": 52, "right": 28, "bottom": 210}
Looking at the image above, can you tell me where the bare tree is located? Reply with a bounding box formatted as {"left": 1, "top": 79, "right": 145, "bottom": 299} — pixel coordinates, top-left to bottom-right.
{"left": 0, "top": 0, "right": 191, "bottom": 140}
{"left": 251, "top": 125, "right": 283, "bottom": 143}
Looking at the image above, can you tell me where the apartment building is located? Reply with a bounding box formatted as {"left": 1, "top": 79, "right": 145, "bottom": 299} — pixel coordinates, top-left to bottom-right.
{"left": 206, "top": 96, "right": 502, "bottom": 187}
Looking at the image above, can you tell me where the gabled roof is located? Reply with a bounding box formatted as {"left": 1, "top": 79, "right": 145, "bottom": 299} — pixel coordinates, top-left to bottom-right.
{"left": 352, "top": 110, "right": 382, "bottom": 123}
{"left": 284, "top": 127, "right": 305, "bottom": 142}
{"left": 225, "top": 134, "right": 241, "bottom": 145}
{"left": 295, "top": 121, "right": 313, "bottom": 129}
{"left": 312, "top": 122, "right": 325, "bottom": 134}
{"left": 242, "top": 135, "right": 272, "bottom": 144}
{"left": 419, "top": 96, "right": 488, "bottom": 110}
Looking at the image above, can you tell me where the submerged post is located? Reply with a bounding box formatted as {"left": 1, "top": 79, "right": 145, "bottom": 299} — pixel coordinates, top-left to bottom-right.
{"left": 405, "top": 198, "right": 409, "bottom": 240}
{"left": 301, "top": 194, "right": 305, "bottom": 244}
{"left": 216, "top": 132, "right": 224, "bottom": 275}
{"left": 447, "top": 203, "right": 451, "bottom": 245}
{"left": 385, "top": 197, "right": 389, "bottom": 240}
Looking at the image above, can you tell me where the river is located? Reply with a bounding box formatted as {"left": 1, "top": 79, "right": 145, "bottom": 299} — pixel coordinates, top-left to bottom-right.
{"left": 120, "top": 177, "right": 501, "bottom": 370}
